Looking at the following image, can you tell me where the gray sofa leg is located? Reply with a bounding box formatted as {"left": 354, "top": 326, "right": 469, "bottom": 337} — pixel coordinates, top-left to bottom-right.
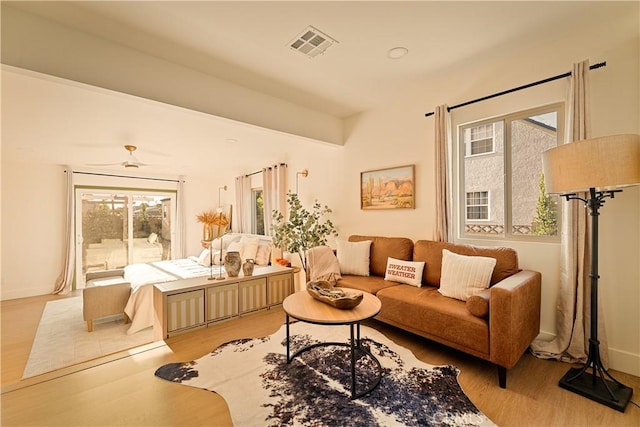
{"left": 497, "top": 366, "right": 507, "bottom": 388}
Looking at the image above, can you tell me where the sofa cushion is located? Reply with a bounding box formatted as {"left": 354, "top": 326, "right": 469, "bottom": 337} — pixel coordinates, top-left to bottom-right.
{"left": 337, "top": 239, "right": 372, "bottom": 276}
{"left": 337, "top": 275, "right": 400, "bottom": 295}
{"left": 384, "top": 257, "right": 425, "bottom": 287}
{"left": 413, "top": 240, "right": 520, "bottom": 287}
{"left": 349, "top": 235, "right": 414, "bottom": 277}
{"left": 376, "top": 285, "right": 489, "bottom": 355}
{"left": 438, "top": 249, "right": 496, "bottom": 301}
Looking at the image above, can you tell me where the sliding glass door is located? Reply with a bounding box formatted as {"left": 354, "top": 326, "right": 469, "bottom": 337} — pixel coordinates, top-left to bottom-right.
{"left": 75, "top": 188, "right": 176, "bottom": 288}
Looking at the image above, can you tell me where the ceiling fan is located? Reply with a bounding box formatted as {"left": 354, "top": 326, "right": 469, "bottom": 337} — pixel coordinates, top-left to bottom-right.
{"left": 88, "top": 145, "right": 151, "bottom": 168}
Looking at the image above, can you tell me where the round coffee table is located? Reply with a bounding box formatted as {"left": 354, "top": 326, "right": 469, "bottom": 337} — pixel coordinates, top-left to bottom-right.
{"left": 282, "top": 289, "right": 382, "bottom": 399}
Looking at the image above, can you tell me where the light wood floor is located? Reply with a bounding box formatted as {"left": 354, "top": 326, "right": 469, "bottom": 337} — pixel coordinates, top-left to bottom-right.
{"left": 2, "top": 293, "right": 639, "bottom": 426}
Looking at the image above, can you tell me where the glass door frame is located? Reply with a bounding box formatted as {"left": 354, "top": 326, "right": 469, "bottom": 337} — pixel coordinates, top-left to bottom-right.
{"left": 74, "top": 186, "right": 177, "bottom": 288}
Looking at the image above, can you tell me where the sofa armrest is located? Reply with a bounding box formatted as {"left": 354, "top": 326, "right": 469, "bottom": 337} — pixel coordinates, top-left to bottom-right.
{"left": 489, "top": 269, "right": 541, "bottom": 369}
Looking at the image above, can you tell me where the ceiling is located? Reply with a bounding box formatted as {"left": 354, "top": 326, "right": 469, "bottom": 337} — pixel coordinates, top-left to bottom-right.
{"left": 1, "top": 1, "right": 635, "bottom": 176}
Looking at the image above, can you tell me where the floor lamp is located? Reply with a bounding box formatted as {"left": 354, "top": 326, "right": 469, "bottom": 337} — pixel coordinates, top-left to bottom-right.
{"left": 542, "top": 134, "right": 639, "bottom": 412}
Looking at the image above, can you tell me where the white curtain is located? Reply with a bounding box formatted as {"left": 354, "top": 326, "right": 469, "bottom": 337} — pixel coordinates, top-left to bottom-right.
{"left": 234, "top": 174, "right": 252, "bottom": 233}
{"left": 434, "top": 104, "right": 451, "bottom": 242}
{"left": 53, "top": 167, "right": 75, "bottom": 294}
{"left": 531, "top": 59, "right": 608, "bottom": 365}
{"left": 262, "top": 164, "right": 288, "bottom": 236}
{"left": 176, "top": 176, "right": 187, "bottom": 259}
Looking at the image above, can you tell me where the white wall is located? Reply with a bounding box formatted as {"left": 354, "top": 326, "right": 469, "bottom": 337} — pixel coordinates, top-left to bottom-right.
{"left": 337, "top": 26, "right": 639, "bottom": 375}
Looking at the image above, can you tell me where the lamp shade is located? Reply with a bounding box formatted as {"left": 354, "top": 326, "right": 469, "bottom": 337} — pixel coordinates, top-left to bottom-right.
{"left": 542, "top": 134, "right": 640, "bottom": 194}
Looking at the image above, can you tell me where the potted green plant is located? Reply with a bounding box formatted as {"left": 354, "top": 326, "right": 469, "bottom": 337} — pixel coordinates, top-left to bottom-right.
{"left": 271, "top": 192, "right": 338, "bottom": 268}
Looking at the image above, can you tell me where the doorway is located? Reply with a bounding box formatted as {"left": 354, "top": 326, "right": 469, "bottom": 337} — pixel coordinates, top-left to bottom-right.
{"left": 75, "top": 188, "right": 176, "bottom": 288}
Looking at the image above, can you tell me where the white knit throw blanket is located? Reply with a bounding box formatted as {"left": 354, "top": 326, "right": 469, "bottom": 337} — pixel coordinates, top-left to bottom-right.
{"left": 306, "top": 245, "right": 342, "bottom": 284}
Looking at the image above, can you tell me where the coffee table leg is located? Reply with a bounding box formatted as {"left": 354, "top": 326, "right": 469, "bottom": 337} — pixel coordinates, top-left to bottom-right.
{"left": 350, "top": 324, "right": 356, "bottom": 399}
{"left": 286, "top": 314, "right": 291, "bottom": 363}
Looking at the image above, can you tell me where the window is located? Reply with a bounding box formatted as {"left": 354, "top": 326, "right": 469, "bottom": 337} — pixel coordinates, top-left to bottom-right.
{"left": 467, "top": 123, "right": 495, "bottom": 156}
{"left": 460, "top": 104, "right": 562, "bottom": 240}
{"left": 251, "top": 189, "right": 265, "bottom": 235}
{"left": 466, "top": 191, "right": 489, "bottom": 220}
{"left": 75, "top": 188, "right": 176, "bottom": 286}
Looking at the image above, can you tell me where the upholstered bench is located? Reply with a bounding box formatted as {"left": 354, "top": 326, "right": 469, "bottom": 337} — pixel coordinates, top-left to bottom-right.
{"left": 83, "top": 269, "right": 131, "bottom": 332}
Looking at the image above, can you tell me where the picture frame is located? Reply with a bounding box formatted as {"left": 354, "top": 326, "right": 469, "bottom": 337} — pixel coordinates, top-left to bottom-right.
{"left": 360, "top": 164, "right": 415, "bottom": 210}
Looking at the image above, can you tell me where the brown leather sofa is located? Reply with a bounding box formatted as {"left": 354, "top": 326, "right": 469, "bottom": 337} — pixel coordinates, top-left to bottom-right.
{"left": 331, "top": 235, "right": 541, "bottom": 388}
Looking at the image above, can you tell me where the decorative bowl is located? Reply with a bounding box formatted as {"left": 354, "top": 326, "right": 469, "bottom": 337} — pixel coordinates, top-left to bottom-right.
{"left": 306, "top": 280, "right": 364, "bottom": 310}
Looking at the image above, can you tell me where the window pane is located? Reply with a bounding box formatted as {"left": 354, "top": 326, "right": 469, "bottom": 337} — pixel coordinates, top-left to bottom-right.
{"left": 463, "top": 121, "right": 504, "bottom": 236}
{"left": 460, "top": 105, "right": 561, "bottom": 240}
{"left": 510, "top": 113, "right": 559, "bottom": 236}
{"left": 252, "top": 189, "right": 265, "bottom": 235}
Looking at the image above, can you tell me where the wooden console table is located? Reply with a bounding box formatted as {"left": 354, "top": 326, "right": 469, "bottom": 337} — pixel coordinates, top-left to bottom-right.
{"left": 153, "top": 265, "right": 294, "bottom": 339}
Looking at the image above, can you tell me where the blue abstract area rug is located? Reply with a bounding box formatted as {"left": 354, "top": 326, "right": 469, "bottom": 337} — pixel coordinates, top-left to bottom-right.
{"left": 155, "top": 322, "right": 495, "bottom": 426}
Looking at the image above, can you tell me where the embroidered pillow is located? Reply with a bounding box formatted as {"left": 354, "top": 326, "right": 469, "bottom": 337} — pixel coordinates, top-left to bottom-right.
{"left": 336, "top": 239, "right": 372, "bottom": 276}
{"left": 438, "top": 249, "right": 497, "bottom": 301}
{"left": 384, "top": 257, "right": 425, "bottom": 287}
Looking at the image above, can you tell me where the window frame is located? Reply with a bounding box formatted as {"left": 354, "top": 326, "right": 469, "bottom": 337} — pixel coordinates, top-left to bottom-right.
{"left": 466, "top": 123, "right": 496, "bottom": 157}
{"left": 465, "top": 191, "right": 490, "bottom": 221}
{"left": 457, "top": 103, "right": 564, "bottom": 242}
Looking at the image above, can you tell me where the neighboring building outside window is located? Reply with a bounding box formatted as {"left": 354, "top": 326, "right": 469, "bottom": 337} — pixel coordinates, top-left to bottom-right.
{"left": 466, "top": 191, "right": 489, "bottom": 220}
{"left": 252, "top": 189, "right": 265, "bottom": 235}
{"left": 460, "top": 104, "right": 562, "bottom": 240}
{"left": 468, "top": 123, "right": 495, "bottom": 156}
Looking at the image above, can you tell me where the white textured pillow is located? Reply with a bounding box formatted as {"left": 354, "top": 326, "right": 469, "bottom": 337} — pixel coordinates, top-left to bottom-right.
{"left": 337, "top": 240, "right": 372, "bottom": 276}
{"left": 255, "top": 243, "right": 272, "bottom": 266}
{"left": 197, "top": 249, "right": 212, "bottom": 267}
{"left": 384, "top": 257, "right": 425, "bottom": 287}
{"left": 227, "top": 241, "right": 243, "bottom": 257}
{"left": 438, "top": 249, "right": 497, "bottom": 301}
{"left": 239, "top": 236, "right": 260, "bottom": 261}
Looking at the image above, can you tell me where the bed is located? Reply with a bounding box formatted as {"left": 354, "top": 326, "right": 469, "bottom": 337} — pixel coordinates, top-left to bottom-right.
{"left": 123, "top": 234, "right": 274, "bottom": 334}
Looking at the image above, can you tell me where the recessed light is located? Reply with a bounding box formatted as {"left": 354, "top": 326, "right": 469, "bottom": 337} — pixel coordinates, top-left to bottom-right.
{"left": 387, "top": 47, "right": 408, "bottom": 59}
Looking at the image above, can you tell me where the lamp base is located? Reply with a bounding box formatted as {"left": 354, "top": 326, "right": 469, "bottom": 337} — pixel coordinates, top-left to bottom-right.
{"left": 559, "top": 367, "right": 633, "bottom": 412}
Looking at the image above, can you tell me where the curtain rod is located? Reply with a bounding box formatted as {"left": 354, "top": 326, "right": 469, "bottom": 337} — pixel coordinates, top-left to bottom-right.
{"left": 71, "top": 170, "right": 181, "bottom": 183}
{"left": 424, "top": 61, "right": 606, "bottom": 117}
{"left": 245, "top": 162, "right": 287, "bottom": 177}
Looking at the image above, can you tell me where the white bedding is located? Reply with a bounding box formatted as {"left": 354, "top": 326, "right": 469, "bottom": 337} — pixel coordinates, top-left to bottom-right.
{"left": 123, "top": 259, "right": 225, "bottom": 335}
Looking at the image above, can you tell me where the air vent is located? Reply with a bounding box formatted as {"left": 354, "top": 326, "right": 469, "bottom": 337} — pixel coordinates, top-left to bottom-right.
{"left": 289, "top": 26, "right": 337, "bottom": 58}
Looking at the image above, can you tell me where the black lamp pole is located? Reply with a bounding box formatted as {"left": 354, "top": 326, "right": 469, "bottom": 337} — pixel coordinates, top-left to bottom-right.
{"left": 558, "top": 188, "right": 633, "bottom": 412}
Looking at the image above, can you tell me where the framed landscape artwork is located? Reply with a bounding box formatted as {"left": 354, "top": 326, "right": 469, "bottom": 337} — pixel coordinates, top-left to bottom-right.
{"left": 361, "top": 164, "right": 415, "bottom": 210}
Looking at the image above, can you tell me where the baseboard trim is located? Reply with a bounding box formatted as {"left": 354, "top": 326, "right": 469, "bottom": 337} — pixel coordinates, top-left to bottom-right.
{"left": 534, "top": 331, "right": 639, "bottom": 377}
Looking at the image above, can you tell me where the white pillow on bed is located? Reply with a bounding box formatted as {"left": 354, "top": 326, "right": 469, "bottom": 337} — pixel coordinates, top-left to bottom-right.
{"left": 239, "top": 236, "right": 260, "bottom": 261}
{"left": 255, "top": 243, "right": 272, "bottom": 265}
{"left": 197, "top": 249, "right": 211, "bottom": 267}
{"left": 197, "top": 249, "right": 212, "bottom": 267}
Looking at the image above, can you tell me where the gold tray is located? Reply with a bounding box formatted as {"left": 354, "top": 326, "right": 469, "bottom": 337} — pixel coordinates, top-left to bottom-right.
{"left": 306, "top": 281, "right": 363, "bottom": 310}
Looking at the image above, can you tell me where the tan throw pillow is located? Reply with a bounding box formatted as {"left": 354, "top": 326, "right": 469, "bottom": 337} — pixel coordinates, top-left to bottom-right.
{"left": 337, "top": 239, "right": 372, "bottom": 276}
{"left": 255, "top": 243, "right": 272, "bottom": 266}
{"left": 384, "top": 257, "right": 425, "bottom": 287}
{"left": 438, "top": 249, "right": 496, "bottom": 301}
{"left": 239, "top": 236, "right": 260, "bottom": 261}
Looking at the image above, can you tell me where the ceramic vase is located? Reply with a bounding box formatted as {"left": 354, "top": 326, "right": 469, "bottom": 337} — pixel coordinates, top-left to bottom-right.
{"left": 224, "top": 251, "right": 242, "bottom": 277}
{"left": 242, "top": 259, "right": 255, "bottom": 276}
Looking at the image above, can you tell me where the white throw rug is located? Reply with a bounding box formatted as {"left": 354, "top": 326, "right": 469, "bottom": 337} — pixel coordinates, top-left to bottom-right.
{"left": 23, "top": 296, "right": 154, "bottom": 379}
{"left": 156, "top": 322, "right": 495, "bottom": 426}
